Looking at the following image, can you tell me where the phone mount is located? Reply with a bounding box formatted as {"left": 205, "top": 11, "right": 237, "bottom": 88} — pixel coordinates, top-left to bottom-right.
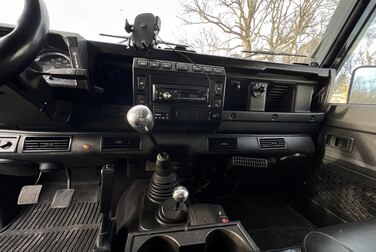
{"left": 125, "top": 13, "right": 161, "bottom": 50}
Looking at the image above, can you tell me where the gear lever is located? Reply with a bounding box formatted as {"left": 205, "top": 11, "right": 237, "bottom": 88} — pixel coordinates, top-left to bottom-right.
{"left": 126, "top": 105, "right": 178, "bottom": 203}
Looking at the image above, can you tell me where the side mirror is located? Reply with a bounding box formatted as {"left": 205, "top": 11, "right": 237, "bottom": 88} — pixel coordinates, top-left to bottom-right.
{"left": 348, "top": 66, "right": 376, "bottom": 104}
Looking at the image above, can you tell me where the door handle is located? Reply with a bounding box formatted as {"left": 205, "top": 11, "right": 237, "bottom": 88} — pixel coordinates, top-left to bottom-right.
{"left": 325, "top": 134, "right": 354, "bottom": 152}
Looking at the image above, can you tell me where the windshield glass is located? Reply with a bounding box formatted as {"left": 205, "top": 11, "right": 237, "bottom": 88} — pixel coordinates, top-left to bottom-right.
{"left": 2, "top": 0, "right": 340, "bottom": 64}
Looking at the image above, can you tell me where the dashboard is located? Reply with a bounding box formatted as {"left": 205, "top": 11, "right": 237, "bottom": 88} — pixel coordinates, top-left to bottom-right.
{"left": 0, "top": 27, "right": 333, "bottom": 169}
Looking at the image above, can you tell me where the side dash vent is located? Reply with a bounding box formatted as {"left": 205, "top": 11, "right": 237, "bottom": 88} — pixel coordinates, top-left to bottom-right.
{"left": 208, "top": 138, "right": 238, "bottom": 151}
{"left": 258, "top": 137, "right": 286, "bottom": 150}
{"left": 23, "top": 136, "right": 71, "bottom": 152}
{"left": 102, "top": 136, "right": 140, "bottom": 151}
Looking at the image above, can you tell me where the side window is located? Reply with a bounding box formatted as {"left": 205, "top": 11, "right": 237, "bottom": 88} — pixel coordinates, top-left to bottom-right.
{"left": 330, "top": 16, "right": 376, "bottom": 104}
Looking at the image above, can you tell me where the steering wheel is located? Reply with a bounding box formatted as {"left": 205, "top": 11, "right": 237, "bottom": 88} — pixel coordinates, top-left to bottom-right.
{"left": 0, "top": 0, "right": 49, "bottom": 85}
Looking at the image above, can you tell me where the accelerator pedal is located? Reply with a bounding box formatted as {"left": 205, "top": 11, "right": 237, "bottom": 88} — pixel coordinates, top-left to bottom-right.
{"left": 51, "top": 188, "right": 75, "bottom": 208}
{"left": 17, "top": 185, "right": 43, "bottom": 205}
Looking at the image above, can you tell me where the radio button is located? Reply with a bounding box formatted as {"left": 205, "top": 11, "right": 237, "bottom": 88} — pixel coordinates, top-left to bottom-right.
{"left": 150, "top": 61, "right": 160, "bottom": 68}
{"left": 163, "top": 91, "right": 172, "bottom": 100}
{"left": 176, "top": 63, "right": 189, "bottom": 71}
{"left": 203, "top": 66, "right": 213, "bottom": 73}
{"left": 214, "top": 67, "right": 224, "bottom": 74}
{"left": 192, "top": 65, "right": 202, "bottom": 72}
{"left": 137, "top": 76, "right": 147, "bottom": 90}
{"left": 161, "top": 62, "right": 172, "bottom": 69}
{"left": 137, "top": 60, "right": 148, "bottom": 67}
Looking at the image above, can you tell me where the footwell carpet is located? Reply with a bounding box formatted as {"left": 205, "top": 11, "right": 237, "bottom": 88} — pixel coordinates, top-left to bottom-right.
{"left": 0, "top": 183, "right": 101, "bottom": 252}
{"left": 222, "top": 196, "right": 315, "bottom": 251}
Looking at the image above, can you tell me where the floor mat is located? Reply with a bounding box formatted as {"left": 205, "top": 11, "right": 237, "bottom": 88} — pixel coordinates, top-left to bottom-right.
{"left": 222, "top": 196, "right": 315, "bottom": 251}
{"left": 0, "top": 183, "right": 101, "bottom": 252}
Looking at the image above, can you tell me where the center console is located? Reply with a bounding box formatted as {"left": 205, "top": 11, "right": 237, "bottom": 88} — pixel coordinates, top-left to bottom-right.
{"left": 125, "top": 222, "right": 259, "bottom": 252}
{"left": 132, "top": 58, "right": 226, "bottom": 125}
{"left": 123, "top": 104, "right": 261, "bottom": 252}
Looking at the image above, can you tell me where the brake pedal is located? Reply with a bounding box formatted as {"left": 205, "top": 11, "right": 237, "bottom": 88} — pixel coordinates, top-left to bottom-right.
{"left": 17, "top": 185, "right": 43, "bottom": 205}
{"left": 51, "top": 188, "right": 75, "bottom": 208}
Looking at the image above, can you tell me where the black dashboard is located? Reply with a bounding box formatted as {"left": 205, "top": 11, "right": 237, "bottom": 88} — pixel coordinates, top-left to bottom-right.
{"left": 0, "top": 28, "right": 333, "bottom": 168}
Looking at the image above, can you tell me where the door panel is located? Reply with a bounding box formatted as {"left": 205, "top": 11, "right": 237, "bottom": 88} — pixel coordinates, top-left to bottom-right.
{"left": 300, "top": 104, "right": 376, "bottom": 226}
{"left": 325, "top": 105, "right": 376, "bottom": 177}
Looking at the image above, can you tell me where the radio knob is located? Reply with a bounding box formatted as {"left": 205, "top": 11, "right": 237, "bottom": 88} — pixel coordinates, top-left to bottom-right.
{"left": 163, "top": 91, "right": 172, "bottom": 100}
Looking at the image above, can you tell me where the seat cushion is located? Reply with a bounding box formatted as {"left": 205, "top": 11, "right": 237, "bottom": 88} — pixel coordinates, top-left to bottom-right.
{"left": 303, "top": 219, "right": 376, "bottom": 252}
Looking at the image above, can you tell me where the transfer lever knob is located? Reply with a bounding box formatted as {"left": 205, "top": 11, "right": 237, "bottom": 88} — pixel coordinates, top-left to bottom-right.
{"left": 173, "top": 186, "right": 189, "bottom": 205}
{"left": 158, "top": 186, "right": 189, "bottom": 224}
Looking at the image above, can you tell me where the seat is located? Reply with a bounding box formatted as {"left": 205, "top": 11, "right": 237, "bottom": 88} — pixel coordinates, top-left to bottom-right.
{"left": 303, "top": 219, "right": 376, "bottom": 252}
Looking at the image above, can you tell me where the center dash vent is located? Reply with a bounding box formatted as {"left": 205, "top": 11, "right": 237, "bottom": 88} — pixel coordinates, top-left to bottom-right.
{"left": 102, "top": 136, "right": 140, "bottom": 151}
{"left": 23, "top": 136, "right": 71, "bottom": 152}
{"left": 258, "top": 137, "right": 286, "bottom": 150}
{"left": 208, "top": 138, "right": 238, "bottom": 150}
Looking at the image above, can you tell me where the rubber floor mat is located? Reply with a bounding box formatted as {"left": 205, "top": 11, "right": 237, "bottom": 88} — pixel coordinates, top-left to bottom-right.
{"left": 222, "top": 196, "right": 315, "bottom": 251}
{"left": 0, "top": 183, "right": 101, "bottom": 252}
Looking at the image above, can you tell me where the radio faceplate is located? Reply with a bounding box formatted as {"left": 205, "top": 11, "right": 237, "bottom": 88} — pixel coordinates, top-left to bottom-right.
{"left": 133, "top": 58, "right": 226, "bottom": 124}
{"left": 152, "top": 84, "right": 209, "bottom": 103}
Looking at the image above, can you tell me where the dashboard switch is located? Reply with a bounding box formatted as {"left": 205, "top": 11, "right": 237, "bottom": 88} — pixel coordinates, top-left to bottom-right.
{"left": 161, "top": 62, "right": 172, "bottom": 69}
{"left": 203, "top": 66, "right": 213, "bottom": 73}
{"left": 137, "top": 76, "right": 146, "bottom": 90}
{"left": 176, "top": 63, "right": 189, "bottom": 71}
{"left": 214, "top": 67, "right": 224, "bottom": 74}
{"left": 213, "top": 99, "right": 222, "bottom": 108}
{"left": 137, "top": 95, "right": 146, "bottom": 104}
{"left": 137, "top": 60, "right": 148, "bottom": 67}
{"left": 150, "top": 61, "right": 160, "bottom": 68}
{"left": 211, "top": 112, "right": 221, "bottom": 119}
{"left": 214, "top": 83, "right": 223, "bottom": 96}
{"left": 192, "top": 65, "right": 202, "bottom": 72}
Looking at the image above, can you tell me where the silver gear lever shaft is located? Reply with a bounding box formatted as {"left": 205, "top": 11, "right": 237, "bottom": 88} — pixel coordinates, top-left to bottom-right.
{"left": 126, "top": 105, "right": 165, "bottom": 157}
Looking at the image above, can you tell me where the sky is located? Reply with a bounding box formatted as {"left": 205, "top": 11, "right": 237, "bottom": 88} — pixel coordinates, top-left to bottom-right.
{"left": 0, "top": 0, "right": 187, "bottom": 44}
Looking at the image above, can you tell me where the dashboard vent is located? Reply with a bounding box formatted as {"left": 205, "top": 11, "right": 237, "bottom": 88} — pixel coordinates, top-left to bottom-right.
{"left": 258, "top": 137, "right": 286, "bottom": 150}
{"left": 265, "top": 84, "right": 292, "bottom": 111}
{"left": 102, "top": 136, "right": 140, "bottom": 151}
{"left": 208, "top": 138, "right": 238, "bottom": 150}
{"left": 23, "top": 136, "right": 71, "bottom": 152}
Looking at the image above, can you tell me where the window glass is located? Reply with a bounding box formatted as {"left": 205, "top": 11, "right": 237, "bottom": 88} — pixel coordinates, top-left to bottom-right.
{"left": 330, "top": 16, "right": 376, "bottom": 103}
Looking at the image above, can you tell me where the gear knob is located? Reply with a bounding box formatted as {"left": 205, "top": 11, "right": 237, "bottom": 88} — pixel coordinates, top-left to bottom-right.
{"left": 172, "top": 186, "right": 189, "bottom": 204}
{"left": 126, "top": 105, "right": 154, "bottom": 133}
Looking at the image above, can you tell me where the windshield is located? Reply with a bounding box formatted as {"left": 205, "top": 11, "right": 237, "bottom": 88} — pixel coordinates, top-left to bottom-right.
{"left": 2, "top": 0, "right": 340, "bottom": 64}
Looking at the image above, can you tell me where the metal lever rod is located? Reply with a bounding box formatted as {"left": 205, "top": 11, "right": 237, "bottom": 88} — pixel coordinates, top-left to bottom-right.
{"left": 147, "top": 131, "right": 165, "bottom": 158}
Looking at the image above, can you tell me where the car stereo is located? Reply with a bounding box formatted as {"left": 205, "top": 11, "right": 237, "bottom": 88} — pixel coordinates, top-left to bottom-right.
{"left": 132, "top": 58, "right": 226, "bottom": 123}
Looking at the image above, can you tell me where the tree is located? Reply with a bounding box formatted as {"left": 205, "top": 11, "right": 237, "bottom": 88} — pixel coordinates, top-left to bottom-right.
{"left": 180, "top": 0, "right": 339, "bottom": 63}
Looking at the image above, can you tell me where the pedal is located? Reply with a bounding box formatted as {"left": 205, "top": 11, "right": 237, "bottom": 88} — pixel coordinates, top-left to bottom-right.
{"left": 17, "top": 185, "right": 43, "bottom": 205}
{"left": 51, "top": 189, "right": 75, "bottom": 208}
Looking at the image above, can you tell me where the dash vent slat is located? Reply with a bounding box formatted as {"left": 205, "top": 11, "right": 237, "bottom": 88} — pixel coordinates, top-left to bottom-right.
{"left": 23, "top": 136, "right": 71, "bottom": 152}
{"left": 208, "top": 138, "right": 238, "bottom": 150}
{"left": 102, "top": 137, "right": 140, "bottom": 151}
{"left": 265, "top": 84, "right": 292, "bottom": 111}
{"left": 258, "top": 137, "right": 286, "bottom": 150}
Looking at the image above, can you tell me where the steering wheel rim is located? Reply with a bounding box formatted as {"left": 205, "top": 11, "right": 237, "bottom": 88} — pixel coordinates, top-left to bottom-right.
{"left": 0, "top": 0, "right": 49, "bottom": 85}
